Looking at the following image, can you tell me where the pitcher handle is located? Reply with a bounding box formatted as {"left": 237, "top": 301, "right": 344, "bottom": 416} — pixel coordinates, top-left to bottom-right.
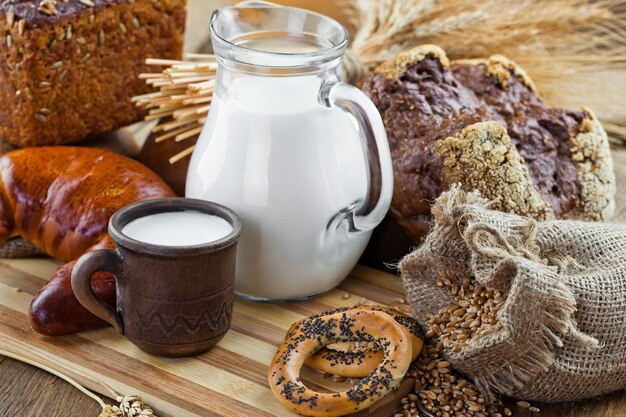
{"left": 321, "top": 82, "right": 393, "bottom": 233}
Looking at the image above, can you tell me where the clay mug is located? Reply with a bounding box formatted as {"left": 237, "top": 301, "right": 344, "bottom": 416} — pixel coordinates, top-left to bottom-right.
{"left": 71, "top": 198, "right": 243, "bottom": 357}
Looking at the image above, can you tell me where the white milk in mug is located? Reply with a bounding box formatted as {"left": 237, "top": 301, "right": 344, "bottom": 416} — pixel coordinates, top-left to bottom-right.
{"left": 122, "top": 212, "right": 233, "bottom": 247}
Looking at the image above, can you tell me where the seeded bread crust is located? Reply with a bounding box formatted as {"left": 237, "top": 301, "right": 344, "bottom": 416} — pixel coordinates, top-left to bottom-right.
{"left": 360, "top": 45, "right": 615, "bottom": 241}
{"left": 0, "top": 0, "right": 186, "bottom": 147}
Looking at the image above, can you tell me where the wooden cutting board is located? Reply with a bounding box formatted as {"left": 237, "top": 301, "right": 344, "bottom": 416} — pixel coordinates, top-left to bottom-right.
{"left": 0, "top": 257, "right": 414, "bottom": 417}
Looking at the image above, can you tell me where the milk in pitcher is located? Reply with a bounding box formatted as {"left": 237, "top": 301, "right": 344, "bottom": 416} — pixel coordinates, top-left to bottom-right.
{"left": 186, "top": 4, "right": 393, "bottom": 301}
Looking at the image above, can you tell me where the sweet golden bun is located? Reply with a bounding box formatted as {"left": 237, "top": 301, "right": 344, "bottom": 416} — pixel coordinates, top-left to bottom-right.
{"left": 269, "top": 308, "right": 412, "bottom": 416}
{"left": 0, "top": 147, "right": 174, "bottom": 262}
{"left": 0, "top": 147, "right": 176, "bottom": 336}
{"left": 304, "top": 306, "right": 424, "bottom": 378}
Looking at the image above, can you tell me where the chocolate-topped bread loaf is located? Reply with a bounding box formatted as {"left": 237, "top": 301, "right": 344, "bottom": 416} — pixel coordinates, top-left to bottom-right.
{"left": 360, "top": 45, "right": 615, "bottom": 241}
{"left": 0, "top": 0, "right": 186, "bottom": 147}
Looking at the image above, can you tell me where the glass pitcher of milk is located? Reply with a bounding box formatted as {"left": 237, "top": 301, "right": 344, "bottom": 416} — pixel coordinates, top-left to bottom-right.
{"left": 186, "top": 1, "right": 393, "bottom": 301}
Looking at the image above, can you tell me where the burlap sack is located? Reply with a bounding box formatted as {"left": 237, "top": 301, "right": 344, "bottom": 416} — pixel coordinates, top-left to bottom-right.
{"left": 399, "top": 185, "right": 626, "bottom": 403}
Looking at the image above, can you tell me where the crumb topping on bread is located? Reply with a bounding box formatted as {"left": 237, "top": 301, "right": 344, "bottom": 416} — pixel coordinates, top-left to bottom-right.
{"left": 435, "top": 121, "right": 554, "bottom": 220}
{"left": 454, "top": 55, "right": 538, "bottom": 93}
{"left": 570, "top": 108, "right": 616, "bottom": 220}
{"left": 374, "top": 44, "right": 449, "bottom": 80}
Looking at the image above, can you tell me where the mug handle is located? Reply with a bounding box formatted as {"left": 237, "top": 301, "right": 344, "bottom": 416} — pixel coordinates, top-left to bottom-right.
{"left": 71, "top": 249, "right": 124, "bottom": 333}
{"left": 321, "top": 82, "right": 394, "bottom": 233}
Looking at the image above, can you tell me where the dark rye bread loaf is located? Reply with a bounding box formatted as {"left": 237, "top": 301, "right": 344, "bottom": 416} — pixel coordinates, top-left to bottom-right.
{"left": 360, "top": 45, "right": 615, "bottom": 242}
{"left": 0, "top": 0, "right": 186, "bottom": 147}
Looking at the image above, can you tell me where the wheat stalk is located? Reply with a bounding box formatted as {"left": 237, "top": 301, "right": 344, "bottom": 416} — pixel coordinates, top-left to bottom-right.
{"left": 0, "top": 348, "right": 157, "bottom": 417}
{"left": 135, "top": 0, "right": 626, "bottom": 161}
{"left": 133, "top": 54, "right": 217, "bottom": 163}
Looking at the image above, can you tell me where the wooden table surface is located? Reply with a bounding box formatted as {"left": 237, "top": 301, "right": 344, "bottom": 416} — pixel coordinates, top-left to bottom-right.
{"left": 2, "top": 353, "right": 626, "bottom": 417}
{"left": 1, "top": 0, "right": 626, "bottom": 414}
{"left": 1, "top": 148, "right": 624, "bottom": 417}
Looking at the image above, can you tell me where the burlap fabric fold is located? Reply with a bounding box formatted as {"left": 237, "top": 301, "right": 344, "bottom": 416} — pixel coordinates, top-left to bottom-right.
{"left": 399, "top": 185, "right": 626, "bottom": 403}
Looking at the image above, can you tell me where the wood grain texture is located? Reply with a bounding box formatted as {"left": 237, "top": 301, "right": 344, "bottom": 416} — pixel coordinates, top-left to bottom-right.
{"left": 0, "top": 258, "right": 416, "bottom": 417}
{"left": 0, "top": 358, "right": 105, "bottom": 417}
{"left": 536, "top": 391, "right": 626, "bottom": 416}
{"left": 1, "top": 1, "right": 626, "bottom": 416}
{"left": 2, "top": 148, "right": 624, "bottom": 417}
{"left": 1, "top": 152, "right": 625, "bottom": 413}
{"left": 2, "top": 260, "right": 626, "bottom": 417}
{"left": 0, "top": 148, "right": 626, "bottom": 417}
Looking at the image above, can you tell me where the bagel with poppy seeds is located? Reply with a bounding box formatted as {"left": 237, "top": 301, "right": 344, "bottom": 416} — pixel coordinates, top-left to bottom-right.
{"left": 269, "top": 308, "right": 412, "bottom": 416}
{"left": 303, "top": 305, "right": 424, "bottom": 378}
